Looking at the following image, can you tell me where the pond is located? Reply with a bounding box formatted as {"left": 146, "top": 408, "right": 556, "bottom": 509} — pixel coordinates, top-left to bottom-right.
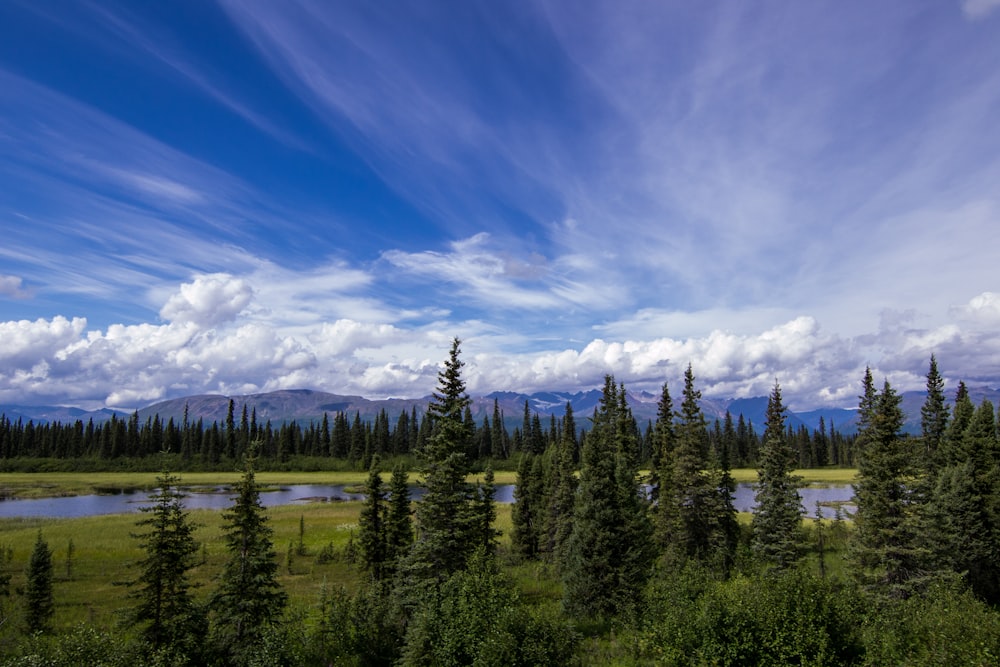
{"left": 0, "top": 483, "right": 855, "bottom": 519}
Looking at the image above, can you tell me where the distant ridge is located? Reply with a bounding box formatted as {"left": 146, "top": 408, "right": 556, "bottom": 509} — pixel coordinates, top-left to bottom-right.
{"left": 4, "top": 385, "right": 1000, "bottom": 436}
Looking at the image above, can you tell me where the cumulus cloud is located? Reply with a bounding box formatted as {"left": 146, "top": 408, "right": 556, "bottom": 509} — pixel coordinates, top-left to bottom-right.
{"left": 0, "top": 316, "right": 88, "bottom": 367}
{"left": 2, "top": 274, "right": 1000, "bottom": 411}
{"left": 159, "top": 273, "right": 253, "bottom": 326}
{"left": 951, "top": 291, "right": 1000, "bottom": 323}
{"left": 0, "top": 275, "right": 33, "bottom": 299}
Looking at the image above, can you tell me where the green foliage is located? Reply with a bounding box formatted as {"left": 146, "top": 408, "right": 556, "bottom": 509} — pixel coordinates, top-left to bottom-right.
{"left": 751, "top": 381, "right": 804, "bottom": 569}
{"left": 542, "top": 403, "right": 577, "bottom": 568}
{"left": 124, "top": 469, "right": 204, "bottom": 659}
{"left": 861, "top": 582, "right": 1000, "bottom": 666}
{"left": 24, "top": 532, "right": 54, "bottom": 635}
{"left": 314, "top": 582, "right": 403, "bottom": 666}
{"left": 384, "top": 463, "right": 414, "bottom": 577}
{"left": 851, "top": 375, "right": 925, "bottom": 597}
{"left": 562, "top": 377, "right": 654, "bottom": 620}
{"left": 399, "top": 550, "right": 578, "bottom": 667}
{"left": 358, "top": 456, "right": 389, "bottom": 580}
{"left": 210, "top": 445, "right": 288, "bottom": 665}
{"left": 511, "top": 454, "right": 545, "bottom": 560}
{"left": 636, "top": 566, "right": 864, "bottom": 666}
{"left": 658, "top": 366, "right": 737, "bottom": 575}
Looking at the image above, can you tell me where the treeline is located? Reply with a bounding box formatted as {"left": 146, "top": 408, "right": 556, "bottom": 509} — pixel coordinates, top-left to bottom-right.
{"left": 0, "top": 396, "right": 856, "bottom": 470}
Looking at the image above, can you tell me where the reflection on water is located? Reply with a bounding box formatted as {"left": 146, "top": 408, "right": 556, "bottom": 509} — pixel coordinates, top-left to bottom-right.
{"left": 0, "top": 482, "right": 854, "bottom": 519}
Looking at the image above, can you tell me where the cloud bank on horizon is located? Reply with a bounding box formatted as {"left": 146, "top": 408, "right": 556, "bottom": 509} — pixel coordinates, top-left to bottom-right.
{"left": 1, "top": 1, "right": 999, "bottom": 411}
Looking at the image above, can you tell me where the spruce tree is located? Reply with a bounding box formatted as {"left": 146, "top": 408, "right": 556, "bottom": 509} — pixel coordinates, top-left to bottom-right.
{"left": 475, "top": 466, "right": 501, "bottom": 554}
{"left": 511, "top": 454, "right": 544, "bottom": 560}
{"left": 751, "top": 381, "right": 804, "bottom": 570}
{"left": 384, "top": 463, "right": 414, "bottom": 577}
{"left": 126, "top": 468, "right": 204, "bottom": 655}
{"left": 929, "top": 399, "right": 1000, "bottom": 602}
{"left": 211, "top": 444, "right": 287, "bottom": 664}
{"left": 24, "top": 531, "right": 54, "bottom": 634}
{"left": 851, "top": 377, "right": 923, "bottom": 597}
{"left": 359, "top": 456, "right": 389, "bottom": 580}
{"left": 563, "top": 376, "right": 654, "bottom": 618}
{"left": 542, "top": 403, "right": 578, "bottom": 567}
{"left": 920, "top": 355, "right": 948, "bottom": 471}
{"left": 398, "top": 339, "right": 480, "bottom": 591}
{"left": 659, "top": 365, "right": 736, "bottom": 573}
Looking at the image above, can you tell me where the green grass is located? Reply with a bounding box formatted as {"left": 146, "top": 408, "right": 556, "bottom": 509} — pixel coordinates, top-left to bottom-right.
{"left": 0, "top": 469, "right": 521, "bottom": 499}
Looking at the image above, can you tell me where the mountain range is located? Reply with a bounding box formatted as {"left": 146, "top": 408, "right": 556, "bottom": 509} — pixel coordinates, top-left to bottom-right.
{"left": 4, "top": 385, "right": 1000, "bottom": 436}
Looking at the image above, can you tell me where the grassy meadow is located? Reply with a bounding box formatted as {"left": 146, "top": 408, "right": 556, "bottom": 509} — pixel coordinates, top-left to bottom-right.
{"left": 0, "top": 468, "right": 855, "bottom": 643}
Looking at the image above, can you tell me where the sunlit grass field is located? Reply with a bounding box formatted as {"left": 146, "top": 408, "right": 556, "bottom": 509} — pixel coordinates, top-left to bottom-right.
{"left": 0, "top": 499, "right": 432, "bottom": 633}
{"left": 0, "top": 480, "right": 851, "bottom": 640}
{"left": 0, "top": 470, "right": 520, "bottom": 499}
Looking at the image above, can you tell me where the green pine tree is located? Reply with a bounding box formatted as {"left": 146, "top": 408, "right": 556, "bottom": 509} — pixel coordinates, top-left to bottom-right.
{"left": 751, "top": 381, "right": 804, "bottom": 569}
{"left": 359, "top": 456, "right": 389, "bottom": 580}
{"left": 210, "top": 444, "right": 288, "bottom": 664}
{"left": 24, "top": 531, "right": 54, "bottom": 634}
{"left": 542, "top": 403, "right": 578, "bottom": 568}
{"left": 562, "top": 376, "right": 654, "bottom": 619}
{"left": 659, "top": 365, "right": 736, "bottom": 574}
{"left": 126, "top": 468, "right": 204, "bottom": 656}
{"left": 384, "top": 463, "right": 414, "bottom": 577}
{"left": 397, "top": 339, "right": 481, "bottom": 595}
{"left": 511, "top": 453, "right": 544, "bottom": 560}
{"left": 851, "top": 377, "right": 923, "bottom": 597}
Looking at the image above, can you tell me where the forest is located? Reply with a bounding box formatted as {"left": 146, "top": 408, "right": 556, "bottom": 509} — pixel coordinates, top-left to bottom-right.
{"left": 1, "top": 342, "right": 1000, "bottom": 665}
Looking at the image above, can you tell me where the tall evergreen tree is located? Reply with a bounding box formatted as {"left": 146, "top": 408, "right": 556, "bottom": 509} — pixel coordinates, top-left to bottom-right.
{"left": 920, "top": 355, "right": 948, "bottom": 471}
{"left": 659, "top": 365, "right": 736, "bottom": 574}
{"left": 359, "top": 456, "right": 389, "bottom": 581}
{"left": 126, "top": 468, "right": 204, "bottom": 656}
{"left": 211, "top": 445, "right": 287, "bottom": 664}
{"left": 751, "top": 381, "right": 804, "bottom": 569}
{"left": 399, "top": 339, "right": 480, "bottom": 589}
{"left": 929, "top": 398, "right": 1000, "bottom": 602}
{"left": 563, "top": 376, "right": 654, "bottom": 618}
{"left": 511, "top": 454, "right": 545, "bottom": 560}
{"left": 24, "top": 531, "right": 54, "bottom": 634}
{"left": 542, "top": 403, "right": 578, "bottom": 567}
{"left": 385, "top": 463, "right": 414, "bottom": 577}
{"left": 851, "top": 377, "right": 923, "bottom": 597}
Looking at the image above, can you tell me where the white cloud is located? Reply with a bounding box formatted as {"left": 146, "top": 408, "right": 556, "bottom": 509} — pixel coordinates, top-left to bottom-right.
{"left": 160, "top": 274, "right": 253, "bottom": 326}
{"left": 0, "top": 316, "right": 87, "bottom": 366}
{"left": 962, "top": 0, "right": 1000, "bottom": 20}
{"left": 952, "top": 291, "right": 1000, "bottom": 323}
{"left": 0, "top": 275, "right": 32, "bottom": 299}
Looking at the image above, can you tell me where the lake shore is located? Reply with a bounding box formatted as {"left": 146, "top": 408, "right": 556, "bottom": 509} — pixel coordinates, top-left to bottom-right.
{"left": 0, "top": 467, "right": 857, "bottom": 500}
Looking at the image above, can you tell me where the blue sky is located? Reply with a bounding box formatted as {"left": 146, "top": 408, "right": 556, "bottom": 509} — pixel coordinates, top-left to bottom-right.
{"left": 2, "top": 0, "right": 1000, "bottom": 410}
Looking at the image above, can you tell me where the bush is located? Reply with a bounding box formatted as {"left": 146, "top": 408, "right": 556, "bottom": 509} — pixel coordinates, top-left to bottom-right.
{"left": 861, "top": 582, "right": 1000, "bottom": 666}
{"left": 637, "top": 566, "right": 864, "bottom": 666}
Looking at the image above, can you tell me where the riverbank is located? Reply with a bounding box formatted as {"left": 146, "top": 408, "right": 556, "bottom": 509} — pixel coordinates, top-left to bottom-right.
{"left": 0, "top": 468, "right": 856, "bottom": 500}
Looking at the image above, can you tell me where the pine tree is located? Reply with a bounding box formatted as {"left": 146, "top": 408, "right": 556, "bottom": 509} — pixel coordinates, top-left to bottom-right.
{"left": 385, "top": 463, "right": 414, "bottom": 576}
{"left": 851, "top": 377, "right": 923, "bottom": 597}
{"left": 563, "top": 376, "right": 654, "bottom": 618}
{"left": 359, "top": 456, "right": 389, "bottom": 580}
{"left": 751, "top": 381, "right": 803, "bottom": 569}
{"left": 211, "top": 445, "right": 287, "bottom": 664}
{"left": 475, "top": 466, "right": 501, "bottom": 554}
{"left": 929, "top": 398, "right": 1000, "bottom": 602}
{"left": 399, "top": 339, "right": 480, "bottom": 589}
{"left": 24, "top": 531, "right": 54, "bottom": 634}
{"left": 542, "top": 403, "right": 578, "bottom": 567}
{"left": 920, "top": 355, "right": 948, "bottom": 471}
{"left": 511, "top": 453, "right": 544, "bottom": 559}
{"left": 126, "top": 468, "right": 204, "bottom": 655}
{"left": 659, "top": 365, "right": 735, "bottom": 573}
